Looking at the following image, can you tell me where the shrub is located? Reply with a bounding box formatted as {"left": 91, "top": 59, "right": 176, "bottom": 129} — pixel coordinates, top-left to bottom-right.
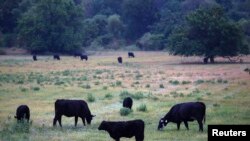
{"left": 20, "top": 87, "right": 28, "bottom": 92}
{"left": 169, "top": 80, "right": 180, "bottom": 85}
{"left": 116, "top": 81, "right": 122, "bottom": 86}
{"left": 182, "top": 81, "right": 191, "bottom": 85}
{"left": 87, "top": 93, "right": 95, "bottom": 102}
{"left": 119, "top": 91, "right": 132, "bottom": 99}
{"left": 195, "top": 79, "right": 205, "bottom": 85}
{"left": 120, "top": 108, "right": 132, "bottom": 116}
{"left": 132, "top": 92, "right": 144, "bottom": 100}
{"left": 145, "top": 84, "right": 150, "bottom": 88}
{"left": 32, "top": 87, "right": 40, "bottom": 91}
{"left": 159, "top": 84, "right": 164, "bottom": 88}
{"left": 137, "top": 104, "right": 147, "bottom": 112}
{"left": 82, "top": 84, "right": 91, "bottom": 89}
{"left": 103, "top": 86, "right": 108, "bottom": 90}
{"left": 104, "top": 93, "right": 113, "bottom": 99}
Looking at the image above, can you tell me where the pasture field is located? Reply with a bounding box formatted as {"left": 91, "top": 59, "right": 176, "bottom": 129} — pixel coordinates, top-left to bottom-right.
{"left": 0, "top": 52, "right": 250, "bottom": 141}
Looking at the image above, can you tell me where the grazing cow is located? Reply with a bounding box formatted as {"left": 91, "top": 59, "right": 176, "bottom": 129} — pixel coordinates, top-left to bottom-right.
{"left": 123, "top": 97, "right": 133, "bottom": 109}
{"left": 158, "top": 102, "right": 206, "bottom": 132}
{"left": 33, "top": 55, "right": 37, "bottom": 61}
{"left": 53, "top": 99, "right": 95, "bottom": 127}
{"left": 128, "top": 52, "right": 135, "bottom": 58}
{"left": 98, "top": 119, "right": 145, "bottom": 141}
{"left": 80, "top": 55, "right": 88, "bottom": 61}
{"left": 53, "top": 55, "right": 60, "bottom": 60}
{"left": 15, "top": 105, "right": 30, "bottom": 122}
{"left": 118, "top": 57, "right": 122, "bottom": 64}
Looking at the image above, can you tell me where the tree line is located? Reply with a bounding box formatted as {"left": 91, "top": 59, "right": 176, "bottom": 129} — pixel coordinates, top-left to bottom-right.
{"left": 0, "top": 0, "right": 249, "bottom": 61}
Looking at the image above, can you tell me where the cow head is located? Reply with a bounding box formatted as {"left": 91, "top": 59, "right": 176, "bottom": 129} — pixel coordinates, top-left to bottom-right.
{"left": 86, "top": 115, "right": 95, "bottom": 124}
{"left": 98, "top": 121, "right": 106, "bottom": 130}
{"left": 157, "top": 118, "right": 168, "bottom": 130}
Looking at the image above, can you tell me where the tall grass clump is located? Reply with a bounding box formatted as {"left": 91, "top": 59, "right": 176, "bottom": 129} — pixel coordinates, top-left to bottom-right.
{"left": 137, "top": 104, "right": 147, "bottom": 112}
{"left": 120, "top": 108, "right": 132, "bottom": 116}
{"left": 87, "top": 93, "right": 95, "bottom": 102}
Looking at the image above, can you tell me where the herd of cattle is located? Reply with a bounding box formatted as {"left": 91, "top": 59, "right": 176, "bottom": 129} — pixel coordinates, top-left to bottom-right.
{"left": 32, "top": 52, "right": 135, "bottom": 63}
{"left": 14, "top": 51, "right": 207, "bottom": 140}
{"left": 15, "top": 97, "right": 206, "bottom": 141}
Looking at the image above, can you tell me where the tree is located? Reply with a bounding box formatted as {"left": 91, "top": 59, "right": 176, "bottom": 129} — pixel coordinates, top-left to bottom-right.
{"left": 18, "top": 0, "right": 84, "bottom": 53}
{"left": 122, "top": 0, "right": 159, "bottom": 41}
{"left": 107, "top": 14, "right": 123, "bottom": 39}
{"left": 168, "top": 7, "right": 249, "bottom": 63}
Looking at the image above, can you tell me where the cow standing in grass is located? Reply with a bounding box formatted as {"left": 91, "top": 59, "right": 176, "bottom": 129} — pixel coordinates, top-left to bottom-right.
{"left": 53, "top": 99, "right": 95, "bottom": 127}
{"left": 128, "top": 52, "right": 135, "bottom": 58}
{"left": 33, "top": 55, "right": 37, "bottom": 61}
{"left": 53, "top": 55, "right": 60, "bottom": 60}
{"left": 98, "top": 119, "right": 145, "bottom": 141}
{"left": 80, "top": 55, "right": 88, "bottom": 61}
{"left": 15, "top": 105, "right": 30, "bottom": 122}
{"left": 158, "top": 102, "right": 206, "bottom": 132}
{"left": 118, "top": 57, "right": 122, "bottom": 64}
{"left": 123, "top": 97, "right": 133, "bottom": 109}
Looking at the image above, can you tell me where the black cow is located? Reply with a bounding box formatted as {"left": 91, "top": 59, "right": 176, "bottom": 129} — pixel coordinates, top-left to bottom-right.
{"left": 53, "top": 55, "right": 60, "bottom": 60}
{"left": 33, "top": 55, "right": 37, "bottom": 61}
{"left": 128, "top": 52, "right": 135, "bottom": 58}
{"left": 158, "top": 102, "right": 206, "bottom": 132}
{"left": 123, "top": 97, "right": 133, "bottom": 109}
{"left": 80, "top": 55, "right": 88, "bottom": 61}
{"left": 118, "top": 57, "right": 122, "bottom": 64}
{"left": 53, "top": 99, "right": 95, "bottom": 127}
{"left": 98, "top": 119, "right": 145, "bottom": 141}
{"left": 15, "top": 105, "right": 30, "bottom": 122}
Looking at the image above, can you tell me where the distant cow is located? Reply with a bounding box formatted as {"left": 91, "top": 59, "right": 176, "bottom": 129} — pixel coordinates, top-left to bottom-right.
{"left": 98, "top": 119, "right": 145, "bottom": 141}
{"left": 33, "top": 55, "right": 37, "bottom": 61}
{"left": 53, "top": 55, "right": 60, "bottom": 60}
{"left": 15, "top": 105, "right": 30, "bottom": 122}
{"left": 80, "top": 55, "right": 88, "bottom": 61}
{"left": 118, "top": 57, "right": 122, "bottom": 64}
{"left": 128, "top": 52, "right": 135, "bottom": 58}
{"left": 158, "top": 102, "right": 206, "bottom": 132}
{"left": 123, "top": 97, "right": 133, "bottom": 109}
{"left": 53, "top": 99, "right": 95, "bottom": 127}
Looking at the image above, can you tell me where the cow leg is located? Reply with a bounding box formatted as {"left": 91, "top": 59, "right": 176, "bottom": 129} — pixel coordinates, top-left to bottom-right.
{"left": 197, "top": 120, "right": 203, "bottom": 132}
{"left": 184, "top": 121, "right": 189, "bottom": 130}
{"left": 58, "top": 115, "right": 62, "bottom": 127}
{"left": 135, "top": 136, "right": 144, "bottom": 141}
{"left": 75, "top": 116, "right": 78, "bottom": 127}
{"left": 115, "top": 138, "right": 120, "bottom": 141}
{"left": 53, "top": 115, "right": 58, "bottom": 126}
{"left": 177, "top": 122, "right": 181, "bottom": 130}
{"left": 81, "top": 117, "right": 86, "bottom": 126}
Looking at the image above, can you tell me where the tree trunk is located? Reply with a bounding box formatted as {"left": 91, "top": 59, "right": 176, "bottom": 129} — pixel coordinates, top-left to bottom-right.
{"left": 203, "top": 57, "right": 208, "bottom": 64}
{"left": 209, "top": 56, "right": 215, "bottom": 63}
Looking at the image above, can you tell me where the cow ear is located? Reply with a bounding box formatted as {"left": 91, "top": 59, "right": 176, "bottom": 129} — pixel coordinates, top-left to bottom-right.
{"left": 92, "top": 115, "right": 96, "bottom": 117}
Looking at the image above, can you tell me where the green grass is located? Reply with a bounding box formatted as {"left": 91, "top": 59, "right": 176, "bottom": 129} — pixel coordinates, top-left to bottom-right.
{"left": 0, "top": 53, "right": 249, "bottom": 141}
{"left": 120, "top": 108, "right": 132, "bottom": 116}
{"left": 137, "top": 104, "right": 147, "bottom": 112}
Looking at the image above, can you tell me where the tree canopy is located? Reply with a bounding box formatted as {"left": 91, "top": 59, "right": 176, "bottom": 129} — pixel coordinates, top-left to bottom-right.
{"left": 0, "top": 0, "right": 249, "bottom": 53}
{"left": 17, "top": 0, "right": 84, "bottom": 53}
{"left": 168, "top": 7, "right": 249, "bottom": 63}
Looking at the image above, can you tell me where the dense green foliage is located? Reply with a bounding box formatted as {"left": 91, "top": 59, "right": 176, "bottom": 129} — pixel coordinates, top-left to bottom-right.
{"left": 168, "top": 7, "right": 249, "bottom": 62}
{"left": 0, "top": 0, "right": 249, "bottom": 54}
